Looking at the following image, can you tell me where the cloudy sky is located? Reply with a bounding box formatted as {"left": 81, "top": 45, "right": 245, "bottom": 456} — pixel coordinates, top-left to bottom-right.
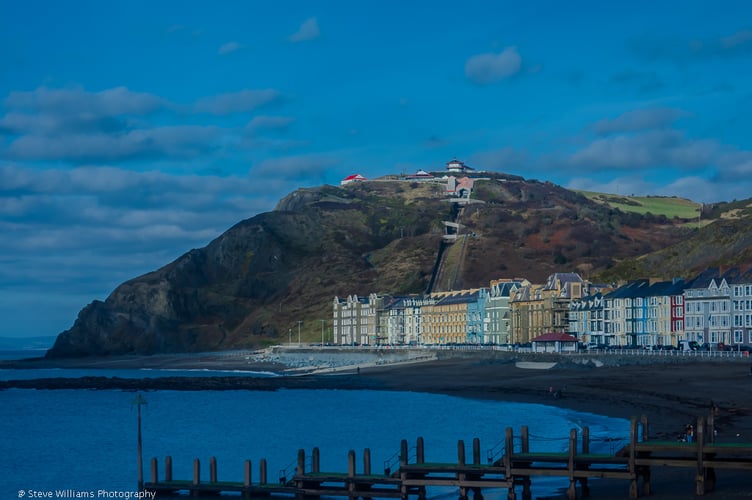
{"left": 2, "top": 1, "right": 752, "bottom": 339}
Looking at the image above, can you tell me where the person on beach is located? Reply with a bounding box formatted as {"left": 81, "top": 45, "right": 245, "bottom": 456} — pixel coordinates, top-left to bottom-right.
{"left": 686, "top": 424, "right": 694, "bottom": 443}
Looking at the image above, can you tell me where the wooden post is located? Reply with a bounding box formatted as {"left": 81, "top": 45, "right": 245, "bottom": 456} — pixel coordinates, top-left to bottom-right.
{"left": 364, "top": 448, "right": 372, "bottom": 475}
{"left": 244, "top": 459, "right": 252, "bottom": 486}
{"left": 504, "top": 428, "right": 517, "bottom": 500}
{"left": 629, "top": 417, "right": 638, "bottom": 499}
{"left": 150, "top": 458, "right": 158, "bottom": 483}
{"left": 165, "top": 456, "right": 172, "bottom": 482}
{"left": 580, "top": 428, "right": 590, "bottom": 496}
{"left": 297, "top": 449, "right": 306, "bottom": 476}
{"left": 567, "top": 429, "right": 576, "bottom": 500}
{"left": 400, "top": 439, "right": 408, "bottom": 500}
{"left": 260, "top": 458, "right": 267, "bottom": 485}
{"left": 582, "top": 427, "right": 590, "bottom": 454}
{"left": 295, "top": 450, "right": 306, "bottom": 500}
{"left": 313, "top": 447, "right": 320, "bottom": 473}
{"left": 472, "top": 438, "right": 484, "bottom": 500}
{"left": 192, "top": 458, "right": 200, "bottom": 497}
{"left": 639, "top": 415, "right": 651, "bottom": 496}
{"left": 244, "top": 460, "right": 252, "bottom": 499}
{"left": 417, "top": 437, "right": 425, "bottom": 464}
{"left": 696, "top": 416, "right": 706, "bottom": 495}
{"left": 519, "top": 426, "right": 530, "bottom": 500}
{"left": 210, "top": 456, "right": 217, "bottom": 483}
{"left": 348, "top": 449, "right": 356, "bottom": 477}
{"left": 457, "top": 440, "right": 467, "bottom": 500}
{"left": 705, "top": 413, "right": 716, "bottom": 491}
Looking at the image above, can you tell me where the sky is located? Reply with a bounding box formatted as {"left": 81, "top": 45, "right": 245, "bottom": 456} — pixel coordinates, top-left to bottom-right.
{"left": 2, "top": 1, "right": 752, "bottom": 339}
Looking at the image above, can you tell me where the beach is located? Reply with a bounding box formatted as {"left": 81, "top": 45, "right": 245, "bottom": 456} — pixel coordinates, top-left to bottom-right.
{"left": 4, "top": 348, "right": 752, "bottom": 498}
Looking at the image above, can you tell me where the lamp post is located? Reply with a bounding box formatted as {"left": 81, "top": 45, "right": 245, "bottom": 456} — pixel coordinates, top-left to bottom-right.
{"left": 132, "top": 393, "right": 147, "bottom": 491}
{"left": 288, "top": 328, "right": 291, "bottom": 346}
{"left": 320, "top": 319, "right": 325, "bottom": 348}
{"left": 298, "top": 320, "right": 302, "bottom": 346}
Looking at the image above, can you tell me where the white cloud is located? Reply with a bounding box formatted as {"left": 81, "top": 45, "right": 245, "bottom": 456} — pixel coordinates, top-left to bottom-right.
{"left": 218, "top": 41, "right": 244, "bottom": 55}
{"left": 567, "top": 130, "right": 716, "bottom": 171}
{"left": 6, "top": 125, "right": 220, "bottom": 162}
{"left": 289, "top": 17, "right": 320, "bottom": 43}
{"left": 253, "top": 154, "right": 339, "bottom": 182}
{"left": 4, "top": 86, "right": 166, "bottom": 116}
{"left": 194, "top": 89, "right": 284, "bottom": 115}
{"left": 245, "top": 115, "right": 295, "bottom": 133}
{"left": 593, "top": 108, "right": 689, "bottom": 135}
{"left": 464, "top": 47, "right": 522, "bottom": 85}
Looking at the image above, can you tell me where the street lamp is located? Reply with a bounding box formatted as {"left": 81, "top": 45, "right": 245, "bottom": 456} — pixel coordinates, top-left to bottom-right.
{"left": 297, "top": 320, "right": 302, "bottom": 346}
{"left": 320, "top": 319, "right": 325, "bottom": 348}
{"left": 288, "top": 328, "right": 291, "bottom": 346}
{"left": 132, "top": 393, "right": 147, "bottom": 491}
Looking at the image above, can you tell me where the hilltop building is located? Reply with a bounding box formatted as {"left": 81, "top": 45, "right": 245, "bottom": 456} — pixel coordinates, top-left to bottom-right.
{"left": 340, "top": 174, "right": 367, "bottom": 186}
{"left": 446, "top": 176, "right": 474, "bottom": 198}
{"left": 445, "top": 158, "right": 474, "bottom": 173}
{"left": 406, "top": 170, "right": 435, "bottom": 181}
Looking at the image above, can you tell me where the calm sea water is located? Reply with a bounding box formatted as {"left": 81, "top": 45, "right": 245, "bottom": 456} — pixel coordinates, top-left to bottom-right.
{"left": 0, "top": 356, "right": 631, "bottom": 500}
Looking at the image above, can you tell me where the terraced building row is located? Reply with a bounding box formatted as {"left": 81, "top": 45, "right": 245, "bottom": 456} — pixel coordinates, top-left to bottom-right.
{"left": 332, "top": 266, "right": 752, "bottom": 349}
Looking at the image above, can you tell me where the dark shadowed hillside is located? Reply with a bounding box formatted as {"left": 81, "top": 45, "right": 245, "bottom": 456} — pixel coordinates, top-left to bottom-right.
{"left": 47, "top": 175, "right": 748, "bottom": 357}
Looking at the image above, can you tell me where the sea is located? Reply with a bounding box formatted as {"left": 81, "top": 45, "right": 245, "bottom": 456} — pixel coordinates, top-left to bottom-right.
{"left": 0, "top": 349, "right": 631, "bottom": 500}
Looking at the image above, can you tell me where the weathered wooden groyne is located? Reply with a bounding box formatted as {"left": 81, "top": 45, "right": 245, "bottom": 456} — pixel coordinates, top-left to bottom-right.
{"left": 144, "top": 414, "right": 752, "bottom": 499}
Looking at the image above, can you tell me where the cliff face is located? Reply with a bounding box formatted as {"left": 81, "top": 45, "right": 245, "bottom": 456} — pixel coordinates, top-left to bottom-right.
{"left": 47, "top": 176, "right": 709, "bottom": 357}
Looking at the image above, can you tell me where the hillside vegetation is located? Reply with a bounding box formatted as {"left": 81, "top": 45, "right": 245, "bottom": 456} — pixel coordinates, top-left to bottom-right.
{"left": 576, "top": 191, "right": 701, "bottom": 220}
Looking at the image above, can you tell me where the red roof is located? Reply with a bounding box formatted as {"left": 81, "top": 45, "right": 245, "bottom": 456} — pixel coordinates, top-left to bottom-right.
{"left": 531, "top": 332, "right": 579, "bottom": 342}
{"left": 343, "top": 174, "right": 366, "bottom": 181}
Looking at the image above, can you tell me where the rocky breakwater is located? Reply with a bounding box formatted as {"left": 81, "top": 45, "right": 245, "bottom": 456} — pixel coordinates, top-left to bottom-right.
{"left": 250, "top": 346, "right": 438, "bottom": 373}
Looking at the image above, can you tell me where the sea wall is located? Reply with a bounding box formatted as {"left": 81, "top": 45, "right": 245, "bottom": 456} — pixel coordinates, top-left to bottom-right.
{"left": 250, "top": 345, "right": 749, "bottom": 371}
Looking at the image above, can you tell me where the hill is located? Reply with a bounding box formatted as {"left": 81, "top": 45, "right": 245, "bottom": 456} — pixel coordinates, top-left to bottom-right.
{"left": 46, "top": 173, "right": 749, "bottom": 357}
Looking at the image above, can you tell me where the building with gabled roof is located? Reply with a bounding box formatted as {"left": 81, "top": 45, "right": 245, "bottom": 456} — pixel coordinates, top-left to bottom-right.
{"left": 729, "top": 266, "right": 752, "bottom": 347}
{"left": 383, "top": 295, "right": 436, "bottom": 345}
{"left": 487, "top": 278, "right": 529, "bottom": 344}
{"left": 421, "top": 289, "right": 485, "bottom": 345}
{"left": 406, "top": 169, "right": 435, "bottom": 181}
{"left": 531, "top": 332, "right": 579, "bottom": 353}
{"left": 569, "top": 292, "right": 606, "bottom": 345}
{"left": 598, "top": 278, "right": 687, "bottom": 348}
{"left": 446, "top": 176, "right": 474, "bottom": 198}
{"left": 445, "top": 158, "right": 474, "bottom": 173}
{"left": 340, "top": 173, "right": 367, "bottom": 185}
{"left": 332, "top": 293, "right": 386, "bottom": 345}
{"left": 684, "top": 268, "right": 736, "bottom": 347}
{"left": 510, "top": 273, "right": 586, "bottom": 344}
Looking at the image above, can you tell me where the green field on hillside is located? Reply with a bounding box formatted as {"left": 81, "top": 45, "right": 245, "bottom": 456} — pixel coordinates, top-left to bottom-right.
{"left": 576, "top": 191, "right": 701, "bottom": 219}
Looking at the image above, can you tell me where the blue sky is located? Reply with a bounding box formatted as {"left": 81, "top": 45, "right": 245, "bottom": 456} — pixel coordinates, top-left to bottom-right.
{"left": 2, "top": 1, "right": 752, "bottom": 339}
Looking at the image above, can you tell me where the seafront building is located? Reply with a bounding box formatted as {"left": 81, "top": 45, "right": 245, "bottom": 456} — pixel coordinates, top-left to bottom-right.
{"left": 332, "top": 293, "right": 385, "bottom": 345}
{"left": 331, "top": 266, "right": 752, "bottom": 350}
{"left": 487, "top": 279, "right": 528, "bottom": 344}
{"left": 509, "top": 273, "right": 587, "bottom": 344}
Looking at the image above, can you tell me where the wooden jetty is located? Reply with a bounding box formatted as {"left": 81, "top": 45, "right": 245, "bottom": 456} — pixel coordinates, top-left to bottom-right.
{"left": 144, "top": 414, "right": 752, "bottom": 499}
